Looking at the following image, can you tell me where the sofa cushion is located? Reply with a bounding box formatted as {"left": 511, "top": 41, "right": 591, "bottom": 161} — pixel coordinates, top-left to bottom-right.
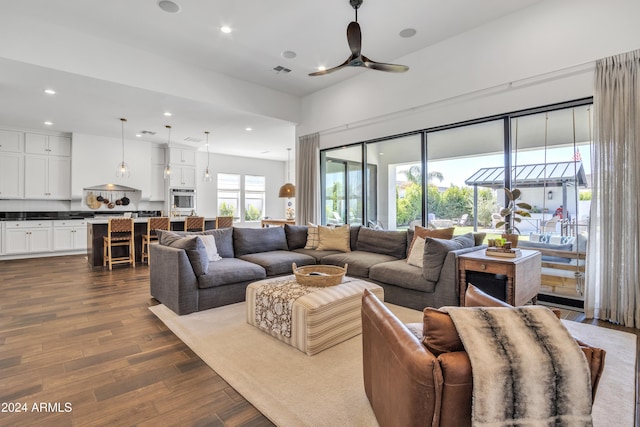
{"left": 422, "top": 308, "right": 464, "bottom": 356}
{"left": 355, "top": 227, "right": 406, "bottom": 259}
{"left": 292, "top": 248, "right": 342, "bottom": 262}
{"left": 317, "top": 225, "right": 351, "bottom": 252}
{"left": 370, "top": 259, "right": 437, "bottom": 293}
{"left": 285, "top": 224, "right": 308, "bottom": 250}
{"left": 233, "top": 227, "right": 288, "bottom": 257}
{"left": 321, "top": 251, "right": 398, "bottom": 278}
{"left": 407, "top": 226, "right": 455, "bottom": 258}
{"left": 238, "top": 250, "right": 316, "bottom": 276}
{"left": 163, "top": 235, "right": 209, "bottom": 277}
{"left": 304, "top": 223, "right": 320, "bottom": 249}
{"left": 518, "top": 240, "right": 573, "bottom": 263}
{"left": 423, "top": 233, "right": 475, "bottom": 283}
{"left": 196, "top": 258, "right": 266, "bottom": 289}
{"left": 157, "top": 228, "right": 234, "bottom": 258}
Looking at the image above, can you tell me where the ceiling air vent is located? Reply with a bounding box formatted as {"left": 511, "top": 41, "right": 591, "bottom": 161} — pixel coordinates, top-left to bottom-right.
{"left": 140, "top": 130, "right": 156, "bottom": 135}
{"left": 184, "top": 137, "right": 203, "bottom": 143}
{"left": 272, "top": 65, "right": 292, "bottom": 74}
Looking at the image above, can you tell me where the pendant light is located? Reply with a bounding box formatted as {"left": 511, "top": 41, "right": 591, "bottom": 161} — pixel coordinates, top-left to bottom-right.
{"left": 116, "top": 118, "right": 130, "bottom": 178}
{"left": 278, "top": 148, "right": 296, "bottom": 198}
{"left": 163, "top": 125, "right": 172, "bottom": 179}
{"left": 203, "top": 131, "right": 213, "bottom": 182}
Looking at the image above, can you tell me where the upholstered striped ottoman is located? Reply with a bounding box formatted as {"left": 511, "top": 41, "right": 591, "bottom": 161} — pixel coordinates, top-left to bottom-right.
{"left": 246, "top": 275, "right": 384, "bottom": 356}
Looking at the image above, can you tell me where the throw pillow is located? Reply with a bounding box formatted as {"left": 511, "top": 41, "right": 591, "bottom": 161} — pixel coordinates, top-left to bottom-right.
{"left": 472, "top": 232, "right": 487, "bottom": 246}
{"left": 316, "top": 225, "right": 351, "bottom": 252}
{"left": 165, "top": 235, "right": 209, "bottom": 277}
{"left": 422, "top": 308, "right": 464, "bottom": 356}
{"left": 406, "top": 236, "right": 426, "bottom": 268}
{"left": 199, "top": 235, "right": 222, "bottom": 262}
{"left": 422, "top": 233, "right": 475, "bottom": 282}
{"left": 407, "top": 226, "right": 455, "bottom": 261}
{"left": 304, "top": 222, "right": 320, "bottom": 249}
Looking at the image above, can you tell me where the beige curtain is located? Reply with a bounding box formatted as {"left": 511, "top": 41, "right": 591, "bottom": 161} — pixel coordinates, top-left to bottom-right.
{"left": 586, "top": 49, "right": 640, "bottom": 327}
{"left": 295, "top": 133, "right": 320, "bottom": 225}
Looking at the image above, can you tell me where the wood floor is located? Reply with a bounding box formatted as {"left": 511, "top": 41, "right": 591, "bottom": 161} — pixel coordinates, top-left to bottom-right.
{"left": 0, "top": 255, "right": 273, "bottom": 427}
{"left": 0, "top": 254, "right": 638, "bottom": 426}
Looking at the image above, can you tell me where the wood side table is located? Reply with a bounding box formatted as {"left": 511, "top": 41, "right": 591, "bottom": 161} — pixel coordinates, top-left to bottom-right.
{"left": 261, "top": 218, "right": 295, "bottom": 228}
{"left": 458, "top": 249, "right": 541, "bottom": 306}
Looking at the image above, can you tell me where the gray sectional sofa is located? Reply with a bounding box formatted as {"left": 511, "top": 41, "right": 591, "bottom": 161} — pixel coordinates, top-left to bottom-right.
{"left": 149, "top": 225, "right": 485, "bottom": 315}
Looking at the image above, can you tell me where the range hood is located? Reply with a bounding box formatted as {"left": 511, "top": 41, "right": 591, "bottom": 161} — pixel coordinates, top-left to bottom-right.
{"left": 84, "top": 184, "right": 140, "bottom": 192}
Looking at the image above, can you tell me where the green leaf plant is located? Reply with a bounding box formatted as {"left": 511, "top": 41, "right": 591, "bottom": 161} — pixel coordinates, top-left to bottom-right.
{"left": 495, "top": 188, "right": 532, "bottom": 235}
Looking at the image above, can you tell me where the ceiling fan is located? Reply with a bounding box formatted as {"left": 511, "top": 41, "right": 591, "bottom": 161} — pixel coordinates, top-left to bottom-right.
{"left": 309, "top": 0, "right": 409, "bottom": 76}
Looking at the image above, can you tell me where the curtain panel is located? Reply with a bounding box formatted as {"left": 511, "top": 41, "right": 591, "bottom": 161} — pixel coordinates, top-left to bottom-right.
{"left": 586, "top": 49, "right": 640, "bottom": 327}
{"left": 296, "top": 133, "right": 320, "bottom": 225}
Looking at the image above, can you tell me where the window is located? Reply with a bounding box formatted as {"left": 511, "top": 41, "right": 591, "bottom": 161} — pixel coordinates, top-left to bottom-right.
{"left": 217, "top": 173, "right": 240, "bottom": 218}
{"left": 217, "top": 173, "right": 266, "bottom": 222}
{"left": 244, "top": 175, "right": 265, "bottom": 222}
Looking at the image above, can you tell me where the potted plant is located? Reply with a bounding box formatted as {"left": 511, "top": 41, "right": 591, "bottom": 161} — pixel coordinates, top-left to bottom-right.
{"left": 495, "top": 187, "right": 532, "bottom": 247}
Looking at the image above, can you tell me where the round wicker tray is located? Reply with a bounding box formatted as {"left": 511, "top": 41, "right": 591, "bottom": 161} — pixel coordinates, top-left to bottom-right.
{"left": 292, "top": 263, "right": 348, "bottom": 287}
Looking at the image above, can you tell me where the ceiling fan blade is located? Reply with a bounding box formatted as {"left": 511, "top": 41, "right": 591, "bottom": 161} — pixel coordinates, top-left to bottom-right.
{"left": 347, "top": 21, "right": 362, "bottom": 57}
{"left": 308, "top": 57, "right": 351, "bottom": 76}
{"left": 362, "top": 55, "right": 409, "bottom": 73}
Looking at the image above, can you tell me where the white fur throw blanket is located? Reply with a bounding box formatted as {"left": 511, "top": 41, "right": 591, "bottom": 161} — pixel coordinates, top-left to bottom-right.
{"left": 443, "top": 306, "right": 593, "bottom": 427}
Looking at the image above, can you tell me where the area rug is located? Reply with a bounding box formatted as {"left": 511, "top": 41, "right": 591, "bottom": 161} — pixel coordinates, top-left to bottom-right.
{"left": 150, "top": 303, "right": 636, "bottom": 427}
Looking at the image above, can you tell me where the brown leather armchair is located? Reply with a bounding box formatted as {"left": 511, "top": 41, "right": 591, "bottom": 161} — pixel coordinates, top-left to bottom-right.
{"left": 361, "top": 286, "right": 606, "bottom": 427}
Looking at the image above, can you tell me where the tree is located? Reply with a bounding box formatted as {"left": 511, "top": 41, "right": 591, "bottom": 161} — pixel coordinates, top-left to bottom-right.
{"left": 244, "top": 204, "right": 262, "bottom": 221}
{"left": 396, "top": 182, "right": 422, "bottom": 226}
{"left": 477, "top": 188, "right": 497, "bottom": 226}
{"left": 219, "top": 202, "right": 236, "bottom": 217}
{"left": 440, "top": 186, "right": 473, "bottom": 219}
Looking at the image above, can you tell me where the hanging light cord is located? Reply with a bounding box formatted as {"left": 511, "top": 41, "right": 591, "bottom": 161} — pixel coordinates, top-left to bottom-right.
{"left": 121, "top": 118, "right": 126, "bottom": 164}
{"left": 206, "top": 131, "right": 211, "bottom": 169}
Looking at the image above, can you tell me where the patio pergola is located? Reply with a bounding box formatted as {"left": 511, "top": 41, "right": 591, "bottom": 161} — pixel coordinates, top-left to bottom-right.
{"left": 464, "top": 161, "right": 588, "bottom": 231}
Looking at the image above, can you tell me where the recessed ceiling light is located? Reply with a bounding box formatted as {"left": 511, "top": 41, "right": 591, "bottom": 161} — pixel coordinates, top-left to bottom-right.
{"left": 163, "top": 112, "right": 172, "bottom": 117}
{"left": 399, "top": 28, "right": 417, "bottom": 38}
{"left": 44, "top": 121, "right": 53, "bottom": 126}
{"left": 220, "top": 26, "right": 232, "bottom": 34}
{"left": 135, "top": 134, "right": 142, "bottom": 138}
{"left": 245, "top": 127, "right": 253, "bottom": 132}
{"left": 281, "top": 50, "right": 297, "bottom": 59}
{"left": 158, "top": 0, "right": 181, "bottom": 13}
{"left": 317, "top": 66, "right": 326, "bottom": 72}
{"left": 44, "top": 89, "right": 56, "bottom": 95}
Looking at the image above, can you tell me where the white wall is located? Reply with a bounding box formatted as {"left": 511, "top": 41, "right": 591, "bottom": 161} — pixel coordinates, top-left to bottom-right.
{"left": 71, "top": 133, "right": 152, "bottom": 199}
{"left": 297, "top": 0, "right": 640, "bottom": 147}
{"left": 195, "top": 152, "right": 287, "bottom": 225}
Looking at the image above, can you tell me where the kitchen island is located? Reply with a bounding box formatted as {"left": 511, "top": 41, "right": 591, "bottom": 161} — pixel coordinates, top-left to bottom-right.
{"left": 86, "top": 217, "right": 217, "bottom": 267}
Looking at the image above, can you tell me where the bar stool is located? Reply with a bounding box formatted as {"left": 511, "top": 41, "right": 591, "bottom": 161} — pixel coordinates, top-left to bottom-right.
{"left": 215, "top": 216, "right": 234, "bottom": 229}
{"left": 141, "top": 216, "right": 170, "bottom": 264}
{"left": 103, "top": 218, "right": 135, "bottom": 270}
{"left": 184, "top": 216, "right": 205, "bottom": 232}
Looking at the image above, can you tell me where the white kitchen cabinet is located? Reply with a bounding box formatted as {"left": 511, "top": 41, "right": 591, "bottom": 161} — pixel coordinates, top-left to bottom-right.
{"left": 151, "top": 145, "right": 165, "bottom": 165}
{"left": 24, "top": 155, "right": 71, "bottom": 199}
{"left": 150, "top": 163, "right": 167, "bottom": 201}
{"left": 169, "top": 147, "right": 196, "bottom": 166}
{"left": 53, "top": 220, "right": 87, "bottom": 251}
{"left": 5, "top": 221, "right": 53, "bottom": 254}
{"left": 0, "top": 152, "right": 24, "bottom": 198}
{"left": 0, "top": 129, "right": 23, "bottom": 152}
{"left": 169, "top": 165, "right": 196, "bottom": 188}
{"left": 25, "top": 133, "right": 71, "bottom": 156}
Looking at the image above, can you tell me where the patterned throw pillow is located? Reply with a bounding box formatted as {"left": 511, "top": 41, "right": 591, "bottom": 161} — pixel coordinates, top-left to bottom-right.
{"left": 304, "top": 223, "right": 319, "bottom": 249}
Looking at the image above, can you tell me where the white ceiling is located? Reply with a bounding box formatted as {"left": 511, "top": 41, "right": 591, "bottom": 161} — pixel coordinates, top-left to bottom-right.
{"left": 0, "top": 0, "right": 542, "bottom": 160}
